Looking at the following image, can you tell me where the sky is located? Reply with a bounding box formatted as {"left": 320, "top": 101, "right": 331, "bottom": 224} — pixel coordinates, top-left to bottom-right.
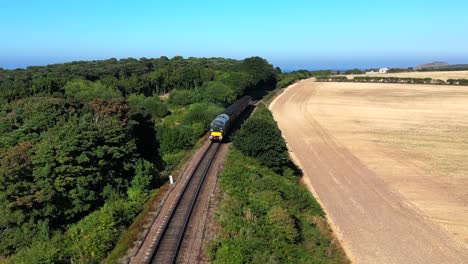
{"left": 1, "top": 0, "right": 468, "bottom": 70}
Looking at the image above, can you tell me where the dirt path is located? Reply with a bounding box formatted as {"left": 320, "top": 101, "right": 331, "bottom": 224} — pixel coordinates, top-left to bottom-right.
{"left": 269, "top": 80, "right": 468, "bottom": 263}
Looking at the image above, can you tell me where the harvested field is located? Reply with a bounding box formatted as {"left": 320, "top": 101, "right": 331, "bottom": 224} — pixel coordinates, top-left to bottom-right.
{"left": 270, "top": 79, "right": 468, "bottom": 263}
{"left": 346, "top": 70, "right": 468, "bottom": 81}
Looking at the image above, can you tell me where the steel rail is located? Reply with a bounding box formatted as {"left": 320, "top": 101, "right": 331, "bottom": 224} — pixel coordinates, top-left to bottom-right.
{"left": 146, "top": 142, "right": 220, "bottom": 264}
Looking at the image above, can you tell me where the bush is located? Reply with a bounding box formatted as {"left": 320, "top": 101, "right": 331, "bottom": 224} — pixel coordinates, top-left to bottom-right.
{"left": 210, "top": 148, "right": 343, "bottom": 263}
{"left": 344, "top": 68, "right": 363, "bottom": 75}
{"left": 233, "top": 106, "right": 288, "bottom": 172}
{"left": 199, "top": 81, "right": 237, "bottom": 106}
{"left": 182, "top": 102, "right": 223, "bottom": 128}
{"left": 158, "top": 124, "right": 197, "bottom": 155}
{"left": 127, "top": 159, "right": 159, "bottom": 202}
{"left": 128, "top": 94, "right": 168, "bottom": 119}
{"left": 168, "top": 89, "right": 197, "bottom": 106}
{"left": 9, "top": 196, "right": 143, "bottom": 263}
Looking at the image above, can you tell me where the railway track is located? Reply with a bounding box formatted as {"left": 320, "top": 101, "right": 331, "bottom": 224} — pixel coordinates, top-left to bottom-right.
{"left": 140, "top": 142, "right": 220, "bottom": 264}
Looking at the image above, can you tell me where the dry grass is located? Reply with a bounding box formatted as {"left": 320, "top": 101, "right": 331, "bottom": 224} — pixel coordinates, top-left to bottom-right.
{"left": 346, "top": 70, "right": 468, "bottom": 81}
{"left": 306, "top": 82, "right": 468, "bottom": 245}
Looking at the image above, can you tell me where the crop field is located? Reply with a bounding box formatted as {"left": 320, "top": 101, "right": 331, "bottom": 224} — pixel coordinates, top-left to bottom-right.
{"left": 346, "top": 70, "right": 468, "bottom": 81}
{"left": 270, "top": 79, "right": 468, "bottom": 263}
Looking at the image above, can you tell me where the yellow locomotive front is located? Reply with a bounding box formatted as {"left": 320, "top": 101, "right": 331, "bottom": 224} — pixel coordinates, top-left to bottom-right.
{"left": 209, "top": 114, "right": 230, "bottom": 142}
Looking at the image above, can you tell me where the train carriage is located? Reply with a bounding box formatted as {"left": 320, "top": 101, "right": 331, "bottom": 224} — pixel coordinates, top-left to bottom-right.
{"left": 209, "top": 96, "right": 252, "bottom": 141}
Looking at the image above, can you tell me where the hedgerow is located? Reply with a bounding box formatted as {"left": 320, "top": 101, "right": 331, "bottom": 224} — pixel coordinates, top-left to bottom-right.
{"left": 316, "top": 76, "right": 468, "bottom": 86}
{"left": 209, "top": 148, "right": 345, "bottom": 263}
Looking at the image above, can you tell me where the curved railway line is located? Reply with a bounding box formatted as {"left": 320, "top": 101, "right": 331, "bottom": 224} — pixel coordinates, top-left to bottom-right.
{"left": 135, "top": 142, "right": 220, "bottom": 264}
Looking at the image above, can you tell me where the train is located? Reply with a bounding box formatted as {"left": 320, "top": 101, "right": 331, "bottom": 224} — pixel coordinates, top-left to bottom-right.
{"left": 209, "top": 96, "right": 252, "bottom": 142}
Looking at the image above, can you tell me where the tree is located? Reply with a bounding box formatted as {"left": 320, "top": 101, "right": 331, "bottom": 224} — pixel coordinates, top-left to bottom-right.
{"left": 64, "top": 79, "right": 121, "bottom": 101}
{"left": 241, "top": 57, "right": 277, "bottom": 90}
{"left": 200, "top": 81, "right": 237, "bottom": 106}
{"left": 128, "top": 94, "right": 168, "bottom": 119}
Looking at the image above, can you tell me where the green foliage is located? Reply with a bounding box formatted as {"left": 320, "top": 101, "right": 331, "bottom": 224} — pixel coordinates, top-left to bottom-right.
{"left": 64, "top": 79, "right": 121, "bottom": 101}
{"left": 215, "top": 71, "right": 254, "bottom": 97}
{"left": 0, "top": 55, "right": 278, "bottom": 260}
{"left": 0, "top": 96, "right": 162, "bottom": 257}
{"left": 0, "top": 97, "right": 77, "bottom": 149}
{"left": 158, "top": 124, "right": 198, "bottom": 155}
{"left": 446, "top": 79, "right": 468, "bottom": 85}
{"left": 183, "top": 102, "right": 223, "bottom": 128}
{"left": 276, "top": 70, "right": 314, "bottom": 89}
{"left": 6, "top": 229, "right": 65, "bottom": 264}
{"left": 127, "top": 159, "right": 159, "bottom": 201}
{"left": 241, "top": 57, "right": 277, "bottom": 91}
{"left": 210, "top": 148, "right": 343, "bottom": 263}
{"left": 316, "top": 75, "right": 461, "bottom": 85}
{"left": 168, "top": 89, "right": 197, "bottom": 106}
{"left": 159, "top": 102, "right": 222, "bottom": 160}
{"left": 199, "top": 81, "right": 237, "bottom": 105}
{"left": 233, "top": 106, "right": 289, "bottom": 172}
{"left": 66, "top": 198, "right": 140, "bottom": 263}
{"left": 128, "top": 94, "right": 169, "bottom": 119}
{"left": 344, "top": 68, "right": 363, "bottom": 74}
{"left": 9, "top": 198, "right": 144, "bottom": 264}
{"left": 30, "top": 115, "right": 137, "bottom": 225}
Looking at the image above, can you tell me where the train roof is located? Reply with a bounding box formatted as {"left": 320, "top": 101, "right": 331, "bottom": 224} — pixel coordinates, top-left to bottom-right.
{"left": 223, "top": 96, "right": 251, "bottom": 116}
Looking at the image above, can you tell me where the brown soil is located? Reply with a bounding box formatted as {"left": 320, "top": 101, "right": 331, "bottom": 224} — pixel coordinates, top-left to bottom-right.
{"left": 270, "top": 79, "right": 468, "bottom": 263}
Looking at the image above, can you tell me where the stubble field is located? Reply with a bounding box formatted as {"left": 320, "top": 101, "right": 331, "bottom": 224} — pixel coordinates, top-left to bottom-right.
{"left": 270, "top": 79, "right": 468, "bottom": 263}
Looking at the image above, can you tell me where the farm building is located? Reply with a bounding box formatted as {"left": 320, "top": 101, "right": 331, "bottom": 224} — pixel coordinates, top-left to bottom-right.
{"left": 379, "top": 67, "right": 389, "bottom": 73}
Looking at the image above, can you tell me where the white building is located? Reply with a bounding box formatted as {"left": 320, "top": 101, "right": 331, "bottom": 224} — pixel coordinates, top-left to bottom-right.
{"left": 379, "top": 67, "right": 389, "bottom": 74}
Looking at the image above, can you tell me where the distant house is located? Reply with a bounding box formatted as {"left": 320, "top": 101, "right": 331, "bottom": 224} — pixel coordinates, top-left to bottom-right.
{"left": 379, "top": 67, "right": 389, "bottom": 74}
{"left": 366, "top": 70, "right": 378, "bottom": 75}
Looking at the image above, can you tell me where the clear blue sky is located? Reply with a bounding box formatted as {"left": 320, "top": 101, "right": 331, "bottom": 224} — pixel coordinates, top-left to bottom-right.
{"left": 1, "top": 0, "right": 468, "bottom": 70}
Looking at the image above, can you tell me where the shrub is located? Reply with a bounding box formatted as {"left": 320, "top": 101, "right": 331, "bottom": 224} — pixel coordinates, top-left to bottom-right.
{"left": 210, "top": 148, "right": 343, "bottom": 263}
{"left": 199, "top": 81, "right": 237, "bottom": 106}
{"left": 233, "top": 106, "right": 288, "bottom": 172}
{"left": 66, "top": 198, "right": 140, "bottom": 263}
{"left": 168, "top": 89, "right": 197, "bottom": 106}
{"left": 128, "top": 94, "right": 168, "bottom": 119}
{"left": 158, "top": 124, "right": 197, "bottom": 155}
{"left": 182, "top": 102, "right": 223, "bottom": 128}
{"left": 127, "top": 159, "right": 159, "bottom": 201}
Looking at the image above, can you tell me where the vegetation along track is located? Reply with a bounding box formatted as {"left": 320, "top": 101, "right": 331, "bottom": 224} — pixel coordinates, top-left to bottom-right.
{"left": 141, "top": 142, "right": 220, "bottom": 264}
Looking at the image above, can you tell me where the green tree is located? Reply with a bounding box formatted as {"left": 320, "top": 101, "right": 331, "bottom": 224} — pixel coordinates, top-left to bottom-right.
{"left": 128, "top": 94, "right": 169, "bottom": 119}
{"left": 200, "top": 81, "right": 236, "bottom": 105}
{"left": 241, "top": 57, "right": 277, "bottom": 90}
{"left": 168, "top": 89, "right": 197, "bottom": 106}
{"left": 64, "top": 79, "right": 121, "bottom": 101}
{"left": 127, "top": 159, "right": 159, "bottom": 201}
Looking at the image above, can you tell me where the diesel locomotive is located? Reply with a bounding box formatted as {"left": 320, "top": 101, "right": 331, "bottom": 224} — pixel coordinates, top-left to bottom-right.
{"left": 209, "top": 96, "right": 252, "bottom": 141}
